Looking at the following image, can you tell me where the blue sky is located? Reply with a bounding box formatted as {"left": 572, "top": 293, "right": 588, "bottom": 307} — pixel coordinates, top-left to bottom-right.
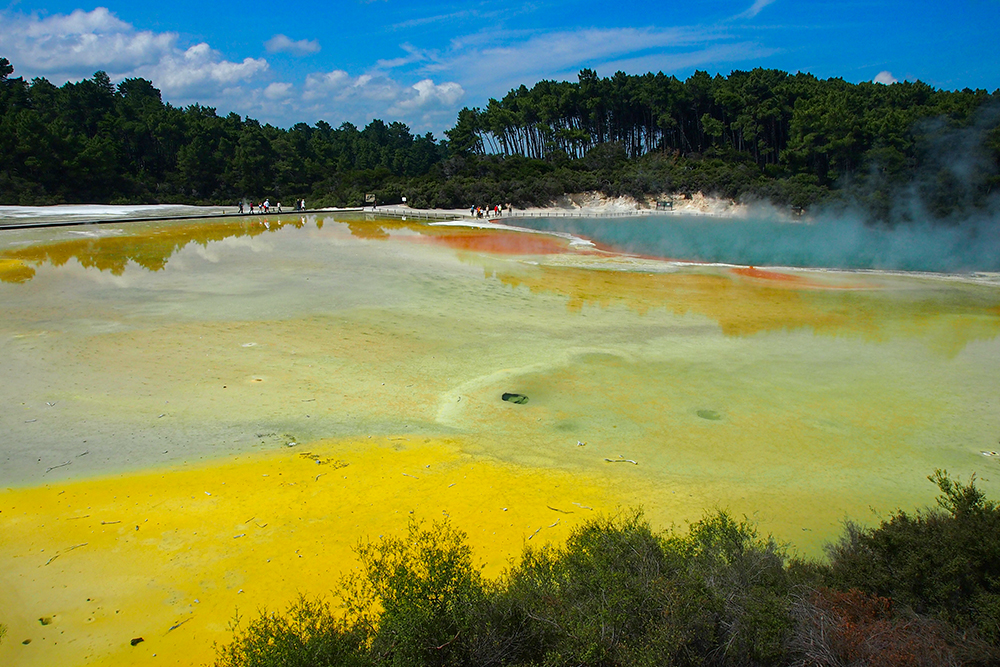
{"left": 1, "top": 1, "right": 998, "bottom": 137}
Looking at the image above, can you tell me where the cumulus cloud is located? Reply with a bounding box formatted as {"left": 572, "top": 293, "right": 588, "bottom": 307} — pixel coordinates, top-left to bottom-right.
{"left": 302, "top": 69, "right": 351, "bottom": 99}
{"left": 300, "top": 68, "right": 464, "bottom": 130}
{"left": 304, "top": 68, "right": 463, "bottom": 108}
{"left": 263, "top": 82, "right": 294, "bottom": 100}
{"left": 0, "top": 7, "right": 174, "bottom": 75}
{"left": 874, "top": 70, "right": 899, "bottom": 85}
{"left": 264, "top": 34, "right": 321, "bottom": 56}
{"left": 0, "top": 7, "right": 267, "bottom": 97}
{"left": 137, "top": 43, "right": 268, "bottom": 97}
{"left": 390, "top": 79, "right": 464, "bottom": 112}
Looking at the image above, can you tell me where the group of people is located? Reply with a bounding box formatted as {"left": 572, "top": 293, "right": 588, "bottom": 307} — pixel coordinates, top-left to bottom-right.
{"left": 237, "top": 199, "right": 307, "bottom": 215}
{"left": 470, "top": 204, "right": 509, "bottom": 219}
{"left": 239, "top": 199, "right": 279, "bottom": 214}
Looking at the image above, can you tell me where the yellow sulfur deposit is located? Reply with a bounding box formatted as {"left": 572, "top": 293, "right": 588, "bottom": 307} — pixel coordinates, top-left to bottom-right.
{"left": 0, "top": 437, "right": 618, "bottom": 667}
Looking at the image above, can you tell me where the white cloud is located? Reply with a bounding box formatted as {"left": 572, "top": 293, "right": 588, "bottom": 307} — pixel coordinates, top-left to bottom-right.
{"left": 302, "top": 69, "right": 353, "bottom": 100}
{"left": 263, "top": 82, "right": 294, "bottom": 100}
{"left": 0, "top": 7, "right": 174, "bottom": 75}
{"left": 264, "top": 34, "right": 321, "bottom": 56}
{"left": 375, "top": 43, "right": 434, "bottom": 70}
{"left": 426, "top": 26, "right": 747, "bottom": 96}
{"left": 303, "top": 68, "right": 463, "bottom": 107}
{"left": 300, "top": 68, "right": 464, "bottom": 130}
{"left": 873, "top": 70, "right": 899, "bottom": 85}
{"left": 0, "top": 7, "right": 267, "bottom": 98}
{"left": 23, "top": 6, "right": 130, "bottom": 36}
{"left": 735, "top": 0, "right": 778, "bottom": 19}
{"left": 137, "top": 43, "right": 268, "bottom": 97}
{"left": 598, "top": 42, "right": 779, "bottom": 82}
{"left": 391, "top": 79, "right": 464, "bottom": 112}
{"left": 391, "top": 10, "right": 473, "bottom": 30}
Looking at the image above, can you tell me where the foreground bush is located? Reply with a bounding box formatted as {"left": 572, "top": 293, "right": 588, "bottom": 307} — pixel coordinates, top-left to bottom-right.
{"left": 788, "top": 588, "right": 977, "bottom": 667}
{"left": 214, "top": 473, "right": 1000, "bottom": 666}
{"left": 342, "top": 520, "right": 487, "bottom": 666}
{"left": 215, "top": 511, "right": 793, "bottom": 667}
{"left": 215, "top": 596, "right": 368, "bottom": 667}
{"left": 824, "top": 470, "right": 1000, "bottom": 645}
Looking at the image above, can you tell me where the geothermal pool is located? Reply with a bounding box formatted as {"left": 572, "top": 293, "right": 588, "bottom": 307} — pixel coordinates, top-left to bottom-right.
{"left": 1, "top": 212, "right": 999, "bottom": 667}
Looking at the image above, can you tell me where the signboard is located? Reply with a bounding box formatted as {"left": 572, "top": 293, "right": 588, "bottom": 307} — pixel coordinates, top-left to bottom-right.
{"left": 365, "top": 193, "right": 376, "bottom": 203}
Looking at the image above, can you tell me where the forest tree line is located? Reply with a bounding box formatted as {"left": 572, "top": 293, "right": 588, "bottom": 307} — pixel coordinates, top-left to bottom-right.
{"left": 1, "top": 56, "right": 999, "bottom": 220}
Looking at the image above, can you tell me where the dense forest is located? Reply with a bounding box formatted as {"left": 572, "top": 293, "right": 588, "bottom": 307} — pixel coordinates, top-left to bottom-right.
{"left": 214, "top": 471, "right": 1000, "bottom": 667}
{"left": 1, "top": 56, "right": 999, "bottom": 221}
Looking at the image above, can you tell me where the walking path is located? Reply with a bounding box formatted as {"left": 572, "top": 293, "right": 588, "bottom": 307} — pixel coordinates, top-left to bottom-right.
{"left": 0, "top": 202, "right": 665, "bottom": 231}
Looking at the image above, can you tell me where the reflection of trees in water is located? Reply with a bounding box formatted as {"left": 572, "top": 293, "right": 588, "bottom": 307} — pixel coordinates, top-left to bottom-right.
{"left": 1, "top": 214, "right": 574, "bottom": 284}
{"left": 345, "top": 216, "right": 573, "bottom": 255}
{"left": 496, "top": 265, "right": 1000, "bottom": 354}
{"left": 4, "top": 215, "right": 998, "bottom": 357}
{"left": 0, "top": 258, "right": 36, "bottom": 283}
{"left": 0, "top": 218, "right": 305, "bottom": 281}
{"left": 346, "top": 220, "right": 390, "bottom": 240}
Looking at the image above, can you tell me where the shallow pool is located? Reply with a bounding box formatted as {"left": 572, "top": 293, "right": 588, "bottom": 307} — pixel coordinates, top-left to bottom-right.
{"left": 2, "top": 212, "right": 998, "bottom": 666}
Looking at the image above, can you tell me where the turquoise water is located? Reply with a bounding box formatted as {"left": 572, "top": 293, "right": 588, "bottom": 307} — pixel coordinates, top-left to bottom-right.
{"left": 513, "top": 213, "right": 1000, "bottom": 272}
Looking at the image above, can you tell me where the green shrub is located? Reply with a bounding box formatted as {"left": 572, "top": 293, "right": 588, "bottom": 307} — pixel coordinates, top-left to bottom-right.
{"left": 502, "top": 510, "right": 697, "bottom": 665}
{"left": 825, "top": 470, "right": 1000, "bottom": 643}
{"left": 213, "top": 476, "right": 1000, "bottom": 667}
{"left": 670, "top": 511, "right": 792, "bottom": 666}
{"left": 214, "top": 595, "right": 368, "bottom": 667}
{"left": 498, "top": 509, "right": 792, "bottom": 667}
{"left": 341, "top": 519, "right": 487, "bottom": 667}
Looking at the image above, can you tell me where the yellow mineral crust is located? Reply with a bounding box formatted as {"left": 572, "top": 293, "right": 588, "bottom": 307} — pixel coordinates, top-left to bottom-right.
{"left": 0, "top": 437, "right": 617, "bottom": 667}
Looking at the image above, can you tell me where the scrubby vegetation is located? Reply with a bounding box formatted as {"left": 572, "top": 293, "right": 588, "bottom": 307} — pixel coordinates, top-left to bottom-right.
{"left": 2, "top": 55, "right": 998, "bottom": 222}
{"left": 215, "top": 471, "right": 1000, "bottom": 667}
